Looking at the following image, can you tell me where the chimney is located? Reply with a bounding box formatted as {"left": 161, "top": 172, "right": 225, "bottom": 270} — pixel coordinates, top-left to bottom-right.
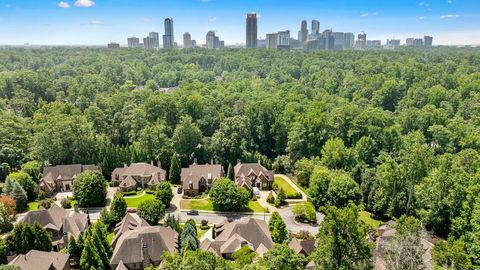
{"left": 193, "top": 158, "right": 197, "bottom": 165}
{"left": 150, "top": 160, "right": 154, "bottom": 166}
{"left": 142, "top": 240, "right": 151, "bottom": 268}
{"left": 257, "top": 160, "right": 261, "bottom": 164}
{"left": 62, "top": 232, "right": 68, "bottom": 247}
{"left": 124, "top": 163, "right": 127, "bottom": 168}
{"left": 74, "top": 203, "right": 79, "bottom": 213}
{"left": 210, "top": 159, "right": 213, "bottom": 165}
{"left": 157, "top": 161, "right": 162, "bottom": 169}
{"left": 237, "top": 159, "right": 241, "bottom": 164}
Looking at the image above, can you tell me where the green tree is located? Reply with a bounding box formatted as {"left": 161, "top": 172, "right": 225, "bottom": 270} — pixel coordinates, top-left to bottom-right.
{"left": 258, "top": 244, "right": 306, "bottom": 270}
{"left": 292, "top": 202, "right": 317, "bottom": 223}
{"left": 310, "top": 203, "right": 372, "bottom": 270}
{"left": 155, "top": 181, "right": 173, "bottom": 207}
{"left": 169, "top": 152, "right": 181, "bottom": 183}
{"left": 180, "top": 223, "right": 199, "bottom": 253}
{"left": 171, "top": 116, "right": 202, "bottom": 163}
{"left": 110, "top": 192, "right": 127, "bottom": 225}
{"left": 232, "top": 246, "right": 257, "bottom": 268}
{"left": 67, "top": 235, "right": 81, "bottom": 265}
{"left": 80, "top": 238, "right": 103, "bottom": 270}
{"left": 137, "top": 199, "right": 165, "bottom": 225}
{"left": 433, "top": 239, "right": 473, "bottom": 270}
{"left": 164, "top": 214, "right": 182, "bottom": 233}
{"left": 227, "top": 162, "right": 234, "bottom": 180}
{"left": 7, "top": 222, "right": 51, "bottom": 255}
{"left": 20, "top": 161, "right": 43, "bottom": 182}
{"left": 268, "top": 212, "right": 288, "bottom": 243}
{"left": 91, "top": 221, "right": 111, "bottom": 267}
{"left": 321, "top": 138, "right": 351, "bottom": 170}
{"left": 73, "top": 171, "right": 107, "bottom": 207}
{"left": 10, "top": 181, "right": 27, "bottom": 212}
{"left": 7, "top": 172, "right": 36, "bottom": 201}
{"left": 209, "top": 178, "right": 250, "bottom": 211}
{"left": 293, "top": 157, "right": 318, "bottom": 188}
{"left": 0, "top": 203, "right": 13, "bottom": 233}
{"left": 274, "top": 188, "right": 286, "bottom": 207}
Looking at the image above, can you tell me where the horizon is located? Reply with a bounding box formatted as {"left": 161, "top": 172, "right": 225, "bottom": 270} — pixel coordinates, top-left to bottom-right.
{"left": 0, "top": 0, "right": 479, "bottom": 46}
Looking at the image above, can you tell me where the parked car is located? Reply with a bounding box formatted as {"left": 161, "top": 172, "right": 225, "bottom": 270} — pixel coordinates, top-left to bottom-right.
{"left": 177, "top": 187, "right": 183, "bottom": 194}
{"left": 187, "top": 210, "right": 199, "bottom": 216}
{"left": 127, "top": 208, "right": 137, "bottom": 213}
{"left": 253, "top": 187, "right": 261, "bottom": 198}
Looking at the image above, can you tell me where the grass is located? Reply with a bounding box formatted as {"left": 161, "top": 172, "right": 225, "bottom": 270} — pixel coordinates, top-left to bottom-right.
{"left": 274, "top": 176, "right": 299, "bottom": 198}
{"left": 290, "top": 176, "right": 309, "bottom": 195}
{"left": 359, "top": 210, "right": 385, "bottom": 230}
{"left": 180, "top": 199, "right": 265, "bottom": 213}
{"left": 122, "top": 190, "right": 145, "bottom": 197}
{"left": 107, "top": 232, "right": 114, "bottom": 244}
{"left": 197, "top": 226, "right": 209, "bottom": 238}
{"left": 124, "top": 193, "right": 155, "bottom": 208}
{"left": 180, "top": 199, "right": 213, "bottom": 211}
{"left": 26, "top": 201, "right": 39, "bottom": 211}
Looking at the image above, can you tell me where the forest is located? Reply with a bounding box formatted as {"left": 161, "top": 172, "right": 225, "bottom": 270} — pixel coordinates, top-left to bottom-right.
{"left": 1, "top": 47, "right": 480, "bottom": 268}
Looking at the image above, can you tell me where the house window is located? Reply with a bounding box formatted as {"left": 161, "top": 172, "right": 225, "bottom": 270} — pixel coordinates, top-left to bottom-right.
{"left": 65, "top": 184, "right": 71, "bottom": 191}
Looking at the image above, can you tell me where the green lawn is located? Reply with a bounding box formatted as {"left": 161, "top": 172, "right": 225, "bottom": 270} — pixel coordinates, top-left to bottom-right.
{"left": 26, "top": 201, "right": 39, "bottom": 211}
{"left": 124, "top": 193, "right": 155, "bottom": 208}
{"left": 107, "top": 232, "right": 114, "bottom": 244}
{"left": 274, "top": 176, "right": 299, "bottom": 198}
{"left": 197, "top": 226, "right": 209, "bottom": 238}
{"left": 359, "top": 210, "right": 385, "bottom": 230}
{"left": 180, "top": 199, "right": 265, "bottom": 213}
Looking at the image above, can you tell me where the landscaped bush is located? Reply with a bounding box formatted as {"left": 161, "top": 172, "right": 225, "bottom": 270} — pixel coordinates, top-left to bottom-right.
{"left": 266, "top": 192, "right": 275, "bottom": 204}
{"left": 122, "top": 190, "right": 137, "bottom": 196}
{"left": 287, "top": 192, "right": 303, "bottom": 200}
{"left": 37, "top": 191, "right": 46, "bottom": 201}
{"left": 61, "top": 197, "right": 72, "bottom": 209}
{"left": 251, "top": 196, "right": 257, "bottom": 201}
{"left": 200, "top": 219, "right": 209, "bottom": 230}
{"left": 274, "top": 188, "right": 286, "bottom": 207}
{"left": 292, "top": 202, "right": 317, "bottom": 223}
{"left": 145, "top": 189, "right": 155, "bottom": 194}
{"left": 39, "top": 198, "right": 54, "bottom": 209}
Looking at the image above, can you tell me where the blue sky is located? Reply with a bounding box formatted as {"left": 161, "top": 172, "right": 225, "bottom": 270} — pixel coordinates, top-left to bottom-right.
{"left": 0, "top": 0, "right": 479, "bottom": 45}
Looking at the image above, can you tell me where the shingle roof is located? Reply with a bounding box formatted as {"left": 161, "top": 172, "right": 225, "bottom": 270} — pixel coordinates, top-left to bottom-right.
{"left": 112, "top": 163, "right": 166, "bottom": 187}
{"left": 41, "top": 164, "right": 101, "bottom": 183}
{"left": 112, "top": 213, "right": 149, "bottom": 248}
{"left": 181, "top": 164, "right": 223, "bottom": 190}
{"left": 9, "top": 250, "right": 69, "bottom": 270}
{"left": 115, "top": 261, "right": 129, "bottom": 270}
{"left": 202, "top": 217, "right": 273, "bottom": 257}
{"left": 288, "top": 238, "right": 316, "bottom": 256}
{"left": 110, "top": 226, "right": 178, "bottom": 267}
{"left": 234, "top": 163, "right": 274, "bottom": 182}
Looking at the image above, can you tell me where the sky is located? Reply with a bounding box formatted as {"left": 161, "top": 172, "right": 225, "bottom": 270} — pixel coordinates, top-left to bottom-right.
{"left": 0, "top": 0, "right": 479, "bottom": 46}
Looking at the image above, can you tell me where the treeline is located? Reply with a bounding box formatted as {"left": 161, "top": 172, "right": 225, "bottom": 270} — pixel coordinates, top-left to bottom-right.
{"left": 1, "top": 47, "right": 480, "bottom": 266}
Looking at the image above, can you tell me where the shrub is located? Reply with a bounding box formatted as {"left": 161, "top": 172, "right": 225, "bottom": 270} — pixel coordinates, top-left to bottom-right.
{"left": 251, "top": 196, "right": 257, "bottom": 201}
{"left": 292, "top": 202, "right": 317, "bottom": 223}
{"left": 266, "top": 192, "right": 275, "bottom": 204}
{"left": 73, "top": 171, "right": 107, "bottom": 207}
{"left": 61, "top": 198, "right": 72, "bottom": 209}
{"left": 274, "top": 188, "right": 286, "bottom": 207}
{"left": 37, "top": 191, "right": 46, "bottom": 201}
{"left": 39, "top": 199, "right": 54, "bottom": 209}
{"left": 122, "top": 190, "right": 137, "bottom": 196}
{"left": 201, "top": 219, "right": 208, "bottom": 227}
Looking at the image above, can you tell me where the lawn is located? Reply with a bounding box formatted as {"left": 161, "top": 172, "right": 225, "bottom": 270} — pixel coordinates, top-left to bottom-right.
{"left": 274, "top": 176, "right": 300, "bottom": 198}
{"left": 107, "top": 232, "right": 114, "bottom": 244}
{"left": 124, "top": 193, "right": 155, "bottom": 208}
{"left": 26, "top": 201, "right": 39, "bottom": 211}
{"left": 359, "top": 210, "right": 385, "bottom": 230}
{"left": 180, "top": 199, "right": 265, "bottom": 213}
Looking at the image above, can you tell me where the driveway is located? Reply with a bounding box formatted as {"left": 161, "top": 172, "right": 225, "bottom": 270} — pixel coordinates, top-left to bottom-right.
{"left": 279, "top": 206, "right": 324, "bottom": 235}
{"left": 257, "top": 190, "right": 278, "bottom": 212}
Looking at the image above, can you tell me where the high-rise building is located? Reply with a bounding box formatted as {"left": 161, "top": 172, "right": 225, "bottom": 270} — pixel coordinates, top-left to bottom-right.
{"left": 143, "top": 36, "right": 154, "bottom": 49}
{"left": 206, "top": 31, "right": 223, "bottom": 49}
{"left": 332, "top": 32, "right": 345, "bottom": 50}
{"left": 191, "top": 40, "right": 197, "bottom": 48}
{"left": 323, "top": 29, "right": 334, "bottom": 50}
{"left": 300, "top": 20, "right": 308, "bottom": 44}
{"left": 107, "top": 42, "right": 120, "bottom": 49}
{"left": 344, "top": 33, "right": 355, "bottom": 49}
{"left": 246, "top": 13, "right": 258, "bottom": 48}
{"left": 149, "top": 32, "right": 160, "bottom": 49}
{"left": 424, "top": 36, "right": 433, "bottom": 47}
{"left": 414, "top": 38, "right": 424, "bottom": 47}
{"left": 266, "top": 33, "right": 278, "bottom": 49}
{"left": 277, "top": 30, "right": 291, "bottom": 50}
{"left": 406, "top": 38, "right": 415, "bottom": 46}
{"left": 365, "top": 40, "right": 382, "bottom": 48}
{"left": 311, "top": 20, "right": 320, "bottom": 36}
{"left": 163, "top": 18, "right": 174, "bottom": 49}
{"left": 356, "top": 31, "right": 367, "bottom": 49}
{"left": 127, "top": 37, "right": 140, "bottom": 48}
{"left": 183, "top": 32, "right": 192, "bottom": 49}
{"left": 386, "top": 39, "right": 401, "bottom": 49}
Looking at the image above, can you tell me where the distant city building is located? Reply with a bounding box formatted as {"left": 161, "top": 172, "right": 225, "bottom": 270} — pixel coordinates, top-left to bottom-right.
{"left": 290, "top": 38, "right": 302, "bottom": 49}
{"left": 300, "top": 20, "right": 308, "bottom": 44}
{"left": 344, "top": 33, "right": 355, "bottom": 49}
{"left": 414, "top": 38, "right": 424, "bottom": 47}
{"left": 304, "top": 38, "right": 324, "bottom": 50}
{"left": 406, "top": 38, "right": 415, "bottom": 46}
{"left": 332, "top": 32, "right": 345, "bottom": 50}
{"left": 266, "top": 33, "right": 278, "bottom": 49}
{"left": 258, "top": 38, "right": 266, "bottom": 48}
{"left": 424, "top": 36, "right": 433, "bottom": 47}
{"left": 127, "top": 37, "right": 140, "bottom": 48}
{"left": 323, "top": 29, "right": 334, "bottom": 50}
{"left": 183, "top": 32, "right": 192, "bottom": 49}
{"left": 311, "top": 20, "right": 320, "bottom": 36}
{"left": 365, "top": 40, "right": 382, "bottom": 49}
{"left": 163, "top": 18, "right": 174, "bottom": 48}
{"left": 386, "top": 39, "right": 401, "bottom": 49}
{"left": 356, "top": 31, "right": 367, "bottom": 49}
{"left": 277, "top": 30, "right": 291, "bottom": 50}
{"left": 206, "top": 31, "right": 223, "bottom": 49}
{"left": 143, "top": 36, "right": 154, "bottom": 49}
{"left": 246, "top": 13, "right": 258, "bottom": 48}
{"left": 191, "top": 40, "right": 197, "bottom": 48}
{"left": 107, "top": 42, "right": 120, "bottom": 49}
{"left": 149, "top": 32, "right": 160, "bottom": 49}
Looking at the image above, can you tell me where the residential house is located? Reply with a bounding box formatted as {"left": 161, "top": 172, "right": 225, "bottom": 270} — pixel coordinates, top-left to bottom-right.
{"left": 110, "top": 213, "right": 178, "bottom": 270}
{"left": 22, "top": 204, "right": 89, "bottom": 250}
{"left": 38, "top": 164, "right": 101, "bottom": 196}
{"left": 8, "top": 250, "right": 70, "bottom": 270}
{"left": 181, "top": 162, "right": 224, "bottom": 196}
{"left": 374, "top": 221, "right": 434, "bottom": 270}
{"left": 289, "top": 238, "right": 316, "bottom": 269}
{"left": 234, "top": 161, "right": 274, "bottom": 190}
{"left": 111, "top": 163, "right": 166, "bottom": 192}
{"left": 111, "top": 213, "right": 150, "bottom": 248}
{"left": 201, "top": 217, "right": 273, "bottom": 258}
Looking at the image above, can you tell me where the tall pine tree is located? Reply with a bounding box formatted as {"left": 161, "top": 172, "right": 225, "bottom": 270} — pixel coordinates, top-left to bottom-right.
{"left": 169, "top": 153, "right": 181, "bottom": 183}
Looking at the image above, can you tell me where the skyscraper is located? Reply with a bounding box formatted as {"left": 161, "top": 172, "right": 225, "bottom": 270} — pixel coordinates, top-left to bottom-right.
{"left": 356, "top": 31, "right": 367, "bottom": 49}
{"left": 424, "top": 36, "right": 433, "bottom": 47}
{"left": 311, "top": 20, "right": 320, "bottom": 36}
{"left": 300, "top": 20, "right": 308, "bottom": 44}
{"left": 183, "top": 32, "right": 192, "bottom": 49}
{"left": 277, "top": 30, "right": 291, "bottom": 50}
{"left": 149, "top": 32, "right": 159, "bottom": 49}
{"left": 323, "top": 29, "right": 334, "bottom": 50}
{"left": 246, "top": 13, "right": 258, "bottom": 48}
{"left": 206, "top": 31, "right": 223, "bottom": 49}
{"left": 163, "top": 18, "right": 174, "bottom": 49}
{"left": 344, "top": 33, "right": 355, "bottom": 49}
{"left": 332, "top": 32, "right": 345, "bottom": 50}
{"left": 127, "top": 37, "right": 140, "bottom": 48}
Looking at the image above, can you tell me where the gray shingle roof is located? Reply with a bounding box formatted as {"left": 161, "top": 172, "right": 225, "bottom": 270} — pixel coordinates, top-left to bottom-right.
{"left": 181, "top": 164, "right": 224, "bottom": 190}
{"left": 234, "top": 163, "right": 274, "bottom": 183}
{"left": 9, "top": 250, "right": 69, "bottom": 270}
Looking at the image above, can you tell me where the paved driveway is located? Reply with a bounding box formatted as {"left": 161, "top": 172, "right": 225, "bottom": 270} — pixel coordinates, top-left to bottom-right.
{"left": 279, "top": 207, "right": 324, "bottom": 235}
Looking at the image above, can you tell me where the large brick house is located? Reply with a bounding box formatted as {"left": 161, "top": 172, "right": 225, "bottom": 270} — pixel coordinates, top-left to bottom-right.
{"left": 181, "top": 162, "right": 224, "bottom": 196}
{"left": 234, "top": 161, "right": 274, "bottom": 190}
{"left": 38, "top": 164, "right": 101, "bottom": 196}
{"left": 111, "top": 163, "right": 166, "bottom": 192}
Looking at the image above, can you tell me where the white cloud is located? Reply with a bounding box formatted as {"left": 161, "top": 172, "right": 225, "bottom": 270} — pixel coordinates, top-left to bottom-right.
{"left": 447, "top": 0, "right": 453, "bottom": 3}
{"left": 418, "top": 16, "right": 426, "bottom": 20}
{"left": 419, "top": 1, "right": 430, "bottom": 7}
{"left": 58, "top": 1, "right": 70, "bottom": 8}
{"left": 88, "top": 20, "right": 110, "bottom": 26}
{"left": 440, "top": 14, "right": 460, "bottom": 19}
{"left": 361, "top": 13, "right": 369, "bottom": 17}
{"left": 209, "top": 17, "right": 217, "bottom": 22}
{"left": 143, "top": 17, "right": 152, "bottom": 23}
{"left": 74, "top": 0, "right": 95, "bottom": 7}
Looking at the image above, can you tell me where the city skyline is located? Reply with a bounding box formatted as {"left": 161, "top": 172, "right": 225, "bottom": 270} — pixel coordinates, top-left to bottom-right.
{"left": 0, "top": 0, "right": 479, "bottom": 46}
